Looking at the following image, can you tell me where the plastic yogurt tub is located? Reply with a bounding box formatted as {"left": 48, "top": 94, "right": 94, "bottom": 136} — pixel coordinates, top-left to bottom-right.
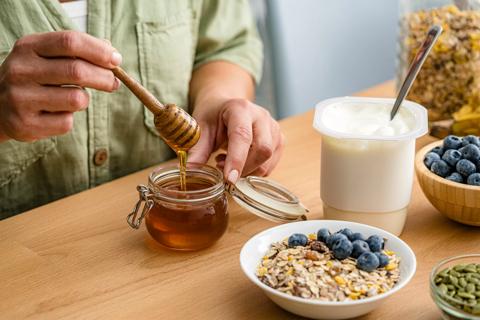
{"left": 313, "top": 97, "right": 428, "bottom": 235}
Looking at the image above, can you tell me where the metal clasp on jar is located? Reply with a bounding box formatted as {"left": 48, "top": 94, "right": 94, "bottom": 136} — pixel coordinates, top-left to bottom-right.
{"left": 127, "top": 185, "right": 154, "bottom": 229}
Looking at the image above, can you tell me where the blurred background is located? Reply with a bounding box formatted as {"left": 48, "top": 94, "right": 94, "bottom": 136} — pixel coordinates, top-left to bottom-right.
{"left": 250, "top": 0, "right": 400, "bottom": 119}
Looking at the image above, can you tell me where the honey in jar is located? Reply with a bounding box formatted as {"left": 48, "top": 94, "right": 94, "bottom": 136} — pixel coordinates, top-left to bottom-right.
{"left": 128, "top": 163, "right": 309, "bottom": 251}
{"left": 130, "top": 163, "right": 228, "bottom": 251}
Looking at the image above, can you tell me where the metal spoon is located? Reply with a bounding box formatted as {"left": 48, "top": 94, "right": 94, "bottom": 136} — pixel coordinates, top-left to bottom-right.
{"left": 390, "top": 25, "right": 443, "bottom": 120}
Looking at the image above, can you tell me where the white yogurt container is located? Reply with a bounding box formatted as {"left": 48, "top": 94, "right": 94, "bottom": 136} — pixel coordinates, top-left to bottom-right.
{"left": 313, "top": 97, "right": 428, "bottom": 235}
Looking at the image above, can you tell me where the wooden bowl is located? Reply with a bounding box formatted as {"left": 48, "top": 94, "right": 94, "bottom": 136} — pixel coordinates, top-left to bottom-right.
{"left": 415, "top": 141, "right": 480, "bottom": 226}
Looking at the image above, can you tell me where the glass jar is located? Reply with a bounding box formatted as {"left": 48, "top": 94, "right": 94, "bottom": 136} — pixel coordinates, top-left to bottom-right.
{"left": 397, "top": 0, "right": 480, "bottom": 136}
{"left": 128, "top": 163, "right": 309, "bottom": 251}
{"left": 128, "top": 163, "right": 227, "bottom": 251}
{"left": 430, "top": 254, "right": 480, "bottom": 319}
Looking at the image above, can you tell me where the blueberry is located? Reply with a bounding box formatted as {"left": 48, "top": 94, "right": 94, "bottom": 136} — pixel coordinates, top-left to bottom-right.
{"left": 326, "top": 233, "right": 348, "bottom": 249}
{"left": 288, "top": 233, "right": 308, "bottom": 247}
{"left": 374, "top": 252, "right": 390, "bottom": 268}
{"left": 431, "top": 160, "right": 451, "bottom": 178}
{"left": 443, "top": 135, "right": 463, "bottom": 150}
{"left": 349, "top": 232, "right": 365, "bottom": 242}
{"left": 331, "top": 237, "right": 353, "bottom": 260}
{"left": 424, "top": 152, "right": 441, "bottom": 168}
{"left": 357, "top": 252, "right": 380, "bottom": 272}
{"left": 351, "top": 240, "right": 370, "bottom": 259}
{"left": 338, "top": 228, "right": 353, "bottom": 240}
{"left": 462, "top": 135, "right": 480, "bottom": 147}
{"left": 442, "top": 149, "right": 462, "bottom": 166}
{"left": 467, "top": 173, "right": 480, "bottom": 186}
{"left": 446, "top": 172, "right": 464, "bottom": 183}
{"left": 431, "top": 146, "right": 445, "bottom": 156}
{"left": 366, "top": 235, "right": 384, "bottom": 252}
{"left": 316, "top": 228, "right": 330, "bottom": 243}
{"left": 461, "top": 144, "right": 480, "bottom": 162}
{"left": 456, "top": 159, "right": 476, "bottom": 177}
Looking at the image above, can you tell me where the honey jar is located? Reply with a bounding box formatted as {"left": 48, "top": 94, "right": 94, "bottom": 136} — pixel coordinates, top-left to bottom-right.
{"left": 128, "top": 163, "right": 309, "bottom": 251}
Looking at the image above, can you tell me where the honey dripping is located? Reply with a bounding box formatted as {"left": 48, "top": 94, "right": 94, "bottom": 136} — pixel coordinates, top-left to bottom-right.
{"left": 110, "top": 67, "right": 201, "bottom": 191}
{"left": 177, "top": 150, "right": 187, "bottom": 191}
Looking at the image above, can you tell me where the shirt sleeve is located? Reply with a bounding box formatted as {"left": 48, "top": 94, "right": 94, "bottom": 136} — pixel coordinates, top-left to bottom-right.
{"left": 194, "top": 0, "right": 264, "bottom": 84}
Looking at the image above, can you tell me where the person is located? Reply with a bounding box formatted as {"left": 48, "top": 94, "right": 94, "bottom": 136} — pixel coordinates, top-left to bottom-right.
{"left": 0, "top": 0, "right": 284, "bottom": 219}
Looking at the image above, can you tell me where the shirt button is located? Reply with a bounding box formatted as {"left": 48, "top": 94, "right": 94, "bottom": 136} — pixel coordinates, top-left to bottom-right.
{"left": 93, "top": 148, "right": 108, "bottom": 166}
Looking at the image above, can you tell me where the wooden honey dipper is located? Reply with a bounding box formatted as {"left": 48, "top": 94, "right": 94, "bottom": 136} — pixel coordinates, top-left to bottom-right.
{"left": 112, "top": 66, "right": 200, "bottom": 151}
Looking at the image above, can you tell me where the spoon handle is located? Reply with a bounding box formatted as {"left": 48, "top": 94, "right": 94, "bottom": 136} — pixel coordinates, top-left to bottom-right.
{"left": 112, "top": 66, "right": 164, "bottom": 114}
{"left": 390, "top": 25, "right": 443, "bottom": 120}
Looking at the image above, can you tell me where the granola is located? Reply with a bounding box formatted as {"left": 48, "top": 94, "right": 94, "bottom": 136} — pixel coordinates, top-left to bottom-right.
{"left": 256, "top": 236, "right": 400, "bottom": 302}
{"left": 398, "top": 5, "right": 480, "bottom": 135}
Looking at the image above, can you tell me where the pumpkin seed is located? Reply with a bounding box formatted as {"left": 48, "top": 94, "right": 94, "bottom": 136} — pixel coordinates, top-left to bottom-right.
{"left": 451, "top": 270, "right": 462, "bottom": 278}
{"left": 439, "top": 283, "right": 448, "bottom": 294}
{"left": 435, "top": 262, "right": 480, "bottom": 316}
{"left": 467, "top": 283, "right": 476, "bottom": 293}
{"left": 439, "top": 268, "right": 450, "bottom": 277}
{"left": 450, "top": 275, "right": 459, "bottom": 286}
{"left": 458, "top": 292, "right": 476, "bottom": 299}
{"left": 454, "top": 264, "right": 467, "bottom": 272}
{"left": 465, "top": 265, "right": 478, "bottom": 273}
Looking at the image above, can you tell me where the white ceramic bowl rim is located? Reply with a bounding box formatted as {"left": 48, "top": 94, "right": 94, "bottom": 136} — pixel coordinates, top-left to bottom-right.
{"left": 240, "top": 220, "right": 417, "bottom": 307}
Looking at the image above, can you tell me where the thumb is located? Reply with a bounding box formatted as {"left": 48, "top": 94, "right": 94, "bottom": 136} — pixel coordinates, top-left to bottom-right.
{"left": 187, "top": 126, "right": 214, "bottom": 164}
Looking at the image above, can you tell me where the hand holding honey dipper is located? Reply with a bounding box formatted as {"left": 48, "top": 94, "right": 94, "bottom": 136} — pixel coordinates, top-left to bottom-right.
{"left": 0, "top": 31, "right": 283, "bottom": 186}
{"left": 114, "top": 61, "right": 285, "bottom": 185}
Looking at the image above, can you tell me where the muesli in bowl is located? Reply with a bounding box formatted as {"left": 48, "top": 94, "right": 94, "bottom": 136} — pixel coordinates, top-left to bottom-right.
{"left": 256, "top": 228, "right": 401, "bottom": 302}
{"left": 240, "top": 220, "right": 416, "bottom": 320}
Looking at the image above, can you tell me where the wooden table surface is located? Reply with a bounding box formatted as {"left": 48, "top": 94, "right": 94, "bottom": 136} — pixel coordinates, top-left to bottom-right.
{"left": 2, "top": 81, "right": 480, "bottom": 320}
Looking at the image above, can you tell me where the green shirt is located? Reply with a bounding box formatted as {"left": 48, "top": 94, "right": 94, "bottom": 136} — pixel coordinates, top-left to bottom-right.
{"left": 0, "top": 0, "right": 263, "bottom": 219}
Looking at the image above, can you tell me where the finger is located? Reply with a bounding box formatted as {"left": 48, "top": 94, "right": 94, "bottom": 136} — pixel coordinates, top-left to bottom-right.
{"left": 241, "top": 119, "right": 274, "bottom": 175}
{"left": 14, "top": 85, "right": 89, "bottom": 113}
{"left": 29, "top": 31, "right": 122, "bottom": 68}
{"left": 222, "top": 109, "right": 253, "bottom": 183}
{"left": 249, "top": 136, "right": 284, "bottom": 176}
{"left": 37, "top": 112, "right": 73, "bottom": 139}
{"left": 188, "top": 124, "right": 214, "bottom": 164}
{"left": 36, "top": 58, "right": 120, "bottom": 92}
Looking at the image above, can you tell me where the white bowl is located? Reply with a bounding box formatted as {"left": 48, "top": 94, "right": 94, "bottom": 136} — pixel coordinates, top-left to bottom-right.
{"left": 239, "top": 220, "right": 416, "bottom": 319}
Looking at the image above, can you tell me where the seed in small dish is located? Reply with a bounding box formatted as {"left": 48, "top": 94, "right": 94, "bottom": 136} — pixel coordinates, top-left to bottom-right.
{"left": 433, "top": 263, "right": 480, "bottom": 315}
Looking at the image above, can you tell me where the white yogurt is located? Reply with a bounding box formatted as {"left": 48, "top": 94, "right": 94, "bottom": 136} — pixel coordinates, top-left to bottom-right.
{"left": 313, "top": 98, "right": 428, "bottom": 235}
{"left": 321, "top": 102, "right": 416, "bottom": 137}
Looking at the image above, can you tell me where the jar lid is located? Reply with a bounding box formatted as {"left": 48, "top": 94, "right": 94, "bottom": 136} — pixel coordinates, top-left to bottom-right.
{"left": 226, "top": 176, "right": 308, "bottom": 223}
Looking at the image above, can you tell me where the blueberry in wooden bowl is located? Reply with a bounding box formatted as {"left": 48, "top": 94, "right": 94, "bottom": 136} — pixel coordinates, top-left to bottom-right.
{"left": 415, "top": 135, "right": 480, "bottom": 226}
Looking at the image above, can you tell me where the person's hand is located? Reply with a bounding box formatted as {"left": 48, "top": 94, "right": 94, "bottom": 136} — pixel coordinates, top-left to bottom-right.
{"left": 188, "top": 98, "right": 285, "bottom": 183}
{"left": 0, "top": 31, "right": 122, "bottom": 142}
